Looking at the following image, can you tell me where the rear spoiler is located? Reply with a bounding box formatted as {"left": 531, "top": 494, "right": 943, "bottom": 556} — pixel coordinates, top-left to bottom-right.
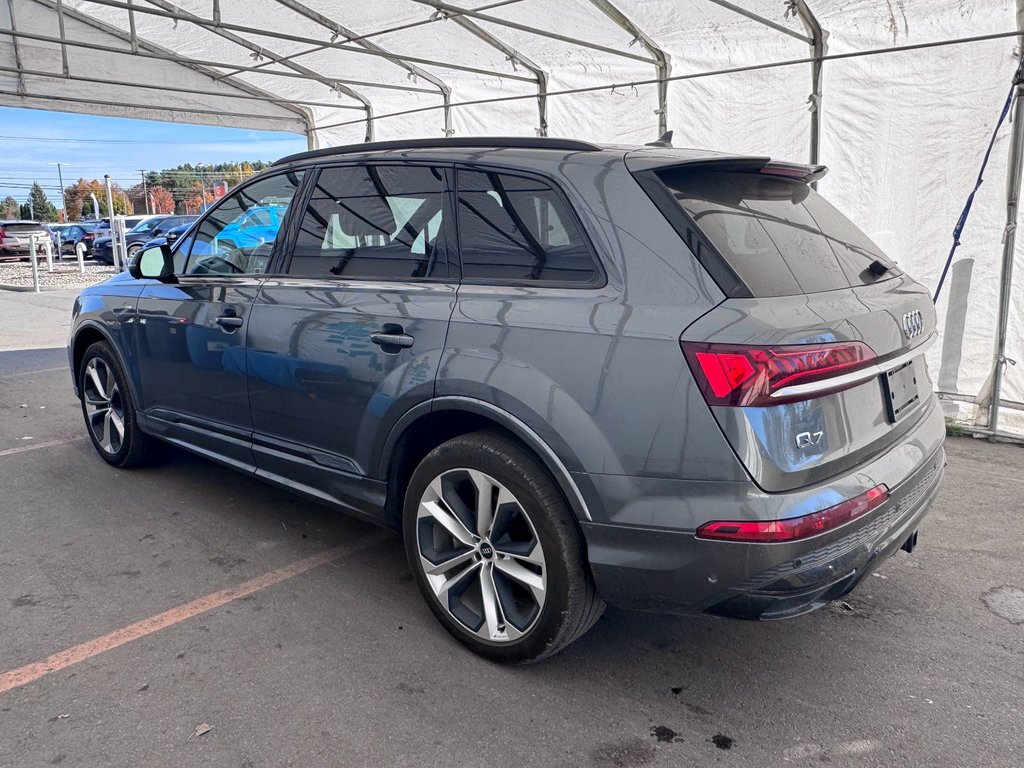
{"left": 624, "top": 150, "right": 828, "bottom": 184}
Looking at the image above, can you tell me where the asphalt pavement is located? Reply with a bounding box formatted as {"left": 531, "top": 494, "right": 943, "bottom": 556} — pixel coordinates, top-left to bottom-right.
{"left": 0, "top": 293, "right": 1021, "bottom": 767}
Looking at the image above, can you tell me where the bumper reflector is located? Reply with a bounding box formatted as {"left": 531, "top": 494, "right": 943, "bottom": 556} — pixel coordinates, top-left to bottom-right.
{"left": 696, "top": 485, "right": 889, "bottom": 543}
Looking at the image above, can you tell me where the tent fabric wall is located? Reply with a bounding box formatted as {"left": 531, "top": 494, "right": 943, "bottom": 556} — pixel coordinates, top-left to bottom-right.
{"left": 2, "top": 0, "right": 1022, "bottom": 432}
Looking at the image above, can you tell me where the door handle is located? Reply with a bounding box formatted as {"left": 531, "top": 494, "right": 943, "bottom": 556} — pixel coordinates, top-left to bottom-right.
{"left": 369, "top": 331, "right": 414, "bottom": 349}
{"left": 216, "top": 314, "right": 244, "bottom": 330}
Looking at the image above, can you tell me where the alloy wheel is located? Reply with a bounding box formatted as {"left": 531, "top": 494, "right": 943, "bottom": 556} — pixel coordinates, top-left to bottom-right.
{"left": 416, "top": 468, "right": 547, "bottom": 643}
{"left": 82, "top": 358, "right": 126, "bottom": 455}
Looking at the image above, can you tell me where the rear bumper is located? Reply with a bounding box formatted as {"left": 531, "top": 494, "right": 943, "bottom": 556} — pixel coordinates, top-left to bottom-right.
{"left": 579, "top": 401, "right": 946, "bottom": 618}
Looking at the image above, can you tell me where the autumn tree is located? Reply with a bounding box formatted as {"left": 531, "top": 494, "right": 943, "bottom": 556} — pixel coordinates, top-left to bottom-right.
{"left": 65, "top": 179, "right": 132, "bottom": 218}
{"left": 149, "top": 186, "right": 176, "bottom": 214}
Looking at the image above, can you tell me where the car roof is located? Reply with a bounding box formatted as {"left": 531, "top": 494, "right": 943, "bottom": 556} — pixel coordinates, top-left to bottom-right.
{"left": 269, "top": 136, "right": 819, "bottom": 178}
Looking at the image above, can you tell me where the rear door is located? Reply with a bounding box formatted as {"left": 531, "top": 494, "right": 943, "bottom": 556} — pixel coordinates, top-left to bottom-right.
{"left": 133, "top": 170, "right": 305, "bottom": 470}
{"left": 644, "top": 162, "right": 937, "bottom": 491}
{"left": 245, "top": 163, "right": 457, "bottom": 516}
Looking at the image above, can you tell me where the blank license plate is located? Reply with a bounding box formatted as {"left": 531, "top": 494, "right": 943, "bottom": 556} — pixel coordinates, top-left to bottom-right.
{"left": 883, "top": 360, "right": 920, "bottom": 422}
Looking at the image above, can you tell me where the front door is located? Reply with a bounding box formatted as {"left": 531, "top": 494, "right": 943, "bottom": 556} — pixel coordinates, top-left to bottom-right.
{"left": 133, "top": 170, "right": 305, "bottom": 470}
{"left": 245, "top": 164, "right": 457, "bottom": 517}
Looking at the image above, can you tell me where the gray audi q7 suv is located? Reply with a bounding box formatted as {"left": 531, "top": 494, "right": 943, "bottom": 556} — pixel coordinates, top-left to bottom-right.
{"left": 68, "top": 137, "right": 944, "bottom": 663}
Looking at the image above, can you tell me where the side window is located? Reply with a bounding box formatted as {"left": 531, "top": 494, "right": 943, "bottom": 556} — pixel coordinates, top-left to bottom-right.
{"left": 457, "top": 170, "right": 598, "bottom": 284}
{"left": 183, "top": 171, "right": 303, "bottom": 276}
{"left": 289, "top": 165, "right": 447, "bottom": 280}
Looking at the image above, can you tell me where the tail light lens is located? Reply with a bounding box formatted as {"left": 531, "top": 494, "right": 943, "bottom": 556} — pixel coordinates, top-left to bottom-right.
{"left": 0, "top": 228, "right": 5, "bottom": 244}
{"left": 696, "top": 485, "right": 889, "bottom": 543}
{"left": 681, "top": 340, "right": 876, "bottom": 406}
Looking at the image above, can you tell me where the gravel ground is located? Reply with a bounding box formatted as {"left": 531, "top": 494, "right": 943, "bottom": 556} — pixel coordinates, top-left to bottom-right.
{"left": 0, "top": 261, "right": 117, "bottom": 290}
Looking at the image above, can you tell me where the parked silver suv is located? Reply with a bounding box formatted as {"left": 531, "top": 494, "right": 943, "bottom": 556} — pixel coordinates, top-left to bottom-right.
{"left": 68, "top": 137, "right": 944, "bottom": 663}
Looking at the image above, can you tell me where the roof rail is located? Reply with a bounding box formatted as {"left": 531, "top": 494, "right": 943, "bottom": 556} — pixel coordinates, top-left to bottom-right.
{"left": 273, "top": 136, "right": 603, "bottom": 166}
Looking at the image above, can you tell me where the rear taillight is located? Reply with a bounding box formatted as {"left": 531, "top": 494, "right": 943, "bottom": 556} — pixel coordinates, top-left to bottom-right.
{"left": 83, "top": 233, "right": 95, "bottom": 240}
{"left": 681, "top": 340, "right": 876, "bottom": 406}
{"left": 696, "top": 485, "right": 889, "bottom": 543}
{"left": 0, "top": 227, "right": 6, "bottom": 243}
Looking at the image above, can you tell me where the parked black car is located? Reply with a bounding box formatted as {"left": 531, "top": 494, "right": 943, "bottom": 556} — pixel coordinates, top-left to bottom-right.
{"left": 68, "top": 137, "right": 944, "bottom": 664}
{"left": 59, "top": 222, "right": 107, "bottom": 256}
{"left": 93, "top": 215, "right": 196, "bottom": 265}
{"left": 140, "top": 220, "right": 195, "bottom": 251}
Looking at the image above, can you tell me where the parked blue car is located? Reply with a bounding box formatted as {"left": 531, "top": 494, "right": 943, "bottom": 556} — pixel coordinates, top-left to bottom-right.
{"left": 214, "top": 204, "right": 285, "bottom": 250}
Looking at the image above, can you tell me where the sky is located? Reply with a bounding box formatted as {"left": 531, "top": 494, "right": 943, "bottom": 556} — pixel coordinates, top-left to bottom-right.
{"left": 0, "top": 107, "right": 308, "bottom": 206}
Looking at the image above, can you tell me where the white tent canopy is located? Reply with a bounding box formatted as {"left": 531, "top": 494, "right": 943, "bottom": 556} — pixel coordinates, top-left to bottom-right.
{"left": 2, "top": 0, "right": 1023, "bottom": 434}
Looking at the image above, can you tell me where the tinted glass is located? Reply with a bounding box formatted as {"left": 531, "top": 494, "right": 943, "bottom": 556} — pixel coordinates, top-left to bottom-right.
{"left": 183, "top": 171, "right": 303, "bottom": 276}
{"left": 656, "top": 169, "right": 899, "bottom": 297}
{"left": 456, "top": 170, "right": 597, "bottom": 284}
{"left": 290, "top": 165, "right": 446, "bottom": 280}
{"left": 130, "top": 218, "right": 163, "bottom": 233}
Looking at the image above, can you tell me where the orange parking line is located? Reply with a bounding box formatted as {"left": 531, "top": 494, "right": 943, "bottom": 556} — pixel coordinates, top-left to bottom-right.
{"left": 0, "top": 533, "right": 385, "bottom": 696}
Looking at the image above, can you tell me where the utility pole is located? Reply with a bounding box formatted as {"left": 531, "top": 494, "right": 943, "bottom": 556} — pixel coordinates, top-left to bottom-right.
{"left": 199, "top": 167, "right": 209, "bottom": 212}
{"left": 47, "top": 162, "right": 69, "bottom": 221}
{"left": 139, "top": 169, "right": 150, "bottom": 214}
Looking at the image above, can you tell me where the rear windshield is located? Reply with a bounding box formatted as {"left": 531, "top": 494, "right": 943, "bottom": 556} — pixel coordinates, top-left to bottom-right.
{"left": 656, "top": 169, "right": 899, "bottom": 296}
{"left": 4, "top": 223, "right": 45, "bottom": 233}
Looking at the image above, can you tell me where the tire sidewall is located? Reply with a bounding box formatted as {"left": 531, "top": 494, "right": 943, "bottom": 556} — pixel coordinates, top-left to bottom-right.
{"left": 402, "top": 434, "right": 581, "bottom": 664}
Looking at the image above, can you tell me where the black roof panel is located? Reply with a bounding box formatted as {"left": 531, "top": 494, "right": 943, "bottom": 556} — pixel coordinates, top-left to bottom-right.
{"left": 273, "top": 136, "right": 604, "bottom": 166}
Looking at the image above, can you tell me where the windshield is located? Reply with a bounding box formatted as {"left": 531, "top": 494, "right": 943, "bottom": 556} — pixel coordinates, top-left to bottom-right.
{"left": 656, "top": 169, "right": 900, "bottom": 296}
{"left": 129, "top": 218, "right": 162, "bottom": 234}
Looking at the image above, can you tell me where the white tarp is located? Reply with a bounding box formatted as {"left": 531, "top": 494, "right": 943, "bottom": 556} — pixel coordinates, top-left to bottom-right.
{"left": 1, "top": 0, "right": 1021, "bottom": 431}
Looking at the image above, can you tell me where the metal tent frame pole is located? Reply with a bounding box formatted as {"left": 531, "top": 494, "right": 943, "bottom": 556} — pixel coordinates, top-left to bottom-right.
{"left": 788, "top": 0, "right": 828, "bottom": 172}
{"left": 590, "top": 0, "right": 672, "bottom": 136}
{"left": 987, "top": 5, "right": 1024, "bottom": 435}
{"left": 78, "top": 0, "right": 534, "bottom": 84}
{"left": 270, "top": 0, "right": 454, "bottom": 138}
{"left": 139, "top": 0, "right": 375, "bottom": 141}
{"left": 29, "top": 0, "right": 320, "bottom": 140}
{"left": 440, "top": 12, "right": 550, "bottom": 136}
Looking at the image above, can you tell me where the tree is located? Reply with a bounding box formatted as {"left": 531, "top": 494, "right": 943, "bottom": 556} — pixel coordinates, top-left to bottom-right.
{"left": 0, "top": 196, "right": 17, "bottom": 219}
{"left": 28, "top": 182, "right": 58, "bottom": 221}
{"left": 149, "top": 186, "right": 175, "bottom": 214}
{"left": 64, "top": 178, "right": 132, "bottom": 218}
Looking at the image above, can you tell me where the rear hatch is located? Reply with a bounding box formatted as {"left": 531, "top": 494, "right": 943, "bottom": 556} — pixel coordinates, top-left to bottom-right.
{"left": 632, "top": 155, "right": 937, "bottom": 493}
{"left": 1, "top": 222, "right": 49, "bottom": 248}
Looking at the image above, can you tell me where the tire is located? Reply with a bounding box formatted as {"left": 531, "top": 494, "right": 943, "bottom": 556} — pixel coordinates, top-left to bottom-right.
{"left": 78, "top": 341, "right": 162, "bottom": 468}
{"left": 403, "top": 431, "right": 604, "bottom": 664}
{"left": 126, "top": 244, "right": 142, "bottom": 259}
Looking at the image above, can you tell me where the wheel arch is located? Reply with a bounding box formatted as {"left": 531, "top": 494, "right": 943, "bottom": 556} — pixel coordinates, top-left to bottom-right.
{"left": 379, "top": 397, "right": 594, "bottom": 531}
{"left": 70, "top": 321, "right": 138, "bottom": 404}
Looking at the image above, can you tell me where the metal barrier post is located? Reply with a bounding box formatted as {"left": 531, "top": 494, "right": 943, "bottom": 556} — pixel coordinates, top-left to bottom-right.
{"left": 76, "top": 242, "right": 86, "bottom": 274}
{"left": 29, "top": 235, "right": 40, "bottom": 293}
{"left": 44, "top": 238, "right": 53, "bottom": 272}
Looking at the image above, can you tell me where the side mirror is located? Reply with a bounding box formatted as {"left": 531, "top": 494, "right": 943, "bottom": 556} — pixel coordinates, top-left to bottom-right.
{"left": 128, "top": 244, "right": 177, "bottom": 283}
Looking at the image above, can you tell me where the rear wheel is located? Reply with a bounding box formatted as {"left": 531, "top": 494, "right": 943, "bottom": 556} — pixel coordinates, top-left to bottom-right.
{"left": 78, "top": 342, "right": 161, "bottom": 468}
{"left": 403, "top": 431, "right": 603, "bottom": 664}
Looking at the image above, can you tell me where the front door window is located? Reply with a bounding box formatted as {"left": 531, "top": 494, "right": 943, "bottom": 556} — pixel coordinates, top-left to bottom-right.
{"left": 180, "top": 171, "right": 304, "bottom": 276}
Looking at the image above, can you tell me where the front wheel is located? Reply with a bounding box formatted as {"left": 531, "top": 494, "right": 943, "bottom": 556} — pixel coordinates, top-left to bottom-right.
{"left": 403, "top": 431, "right": 604, "bottom": 664}
{"left": 79, "top": 342, "right": 162, "bottom": 467}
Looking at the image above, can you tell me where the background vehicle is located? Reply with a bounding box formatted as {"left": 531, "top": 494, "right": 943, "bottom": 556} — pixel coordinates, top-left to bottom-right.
{"left": 0, "top": 220, "right": 50, "bottom": 261}
{"left": 213, "top": 204, "right": 285, "bottom": 251}
{"left": 48, "top": 223, "right": 74, "bottom": 250}
{"left": 93, "top": 215, "right": 196, "bottom": 265}
{"left": 59, "top": 222, "right": 107, "bottom": 256}
{"left": 68, "top": 137, "right": 944, "bottom": 664}
{"left": 140, "top": 220, "right": 195, "bottom": 252}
